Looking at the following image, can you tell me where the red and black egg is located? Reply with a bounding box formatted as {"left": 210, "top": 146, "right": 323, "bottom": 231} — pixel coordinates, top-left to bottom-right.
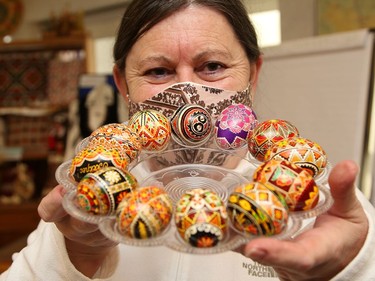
{"left": 253, "top": 159, "right": 319, "bottom": 211}
{"left": 170, "top": 104, "right": 213, "bottom": 147}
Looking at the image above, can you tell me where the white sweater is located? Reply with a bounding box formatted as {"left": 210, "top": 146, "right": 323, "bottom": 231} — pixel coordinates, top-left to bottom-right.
{"left": 1, "top": 188, "right": 375, "bottom": 281}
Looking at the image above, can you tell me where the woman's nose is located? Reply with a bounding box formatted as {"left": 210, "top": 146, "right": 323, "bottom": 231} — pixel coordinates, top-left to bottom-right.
{"left": 175, "top": 68, "right": 199, "bottom": 84}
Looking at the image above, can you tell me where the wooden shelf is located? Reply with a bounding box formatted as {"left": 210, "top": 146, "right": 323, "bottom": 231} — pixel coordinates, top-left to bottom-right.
{"left": 0, "top": 201, "right": 40, "bottom": 248}
{"left": 0, "top": 35, "right": 95, "bottom": 72}
{"left": 0, "top": 36, "right": 88, "bottom": 52}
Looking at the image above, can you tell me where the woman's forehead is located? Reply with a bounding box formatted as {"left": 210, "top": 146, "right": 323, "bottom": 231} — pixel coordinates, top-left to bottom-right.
{"left": 126, "top": 6, "right": 243, "bottom": 64}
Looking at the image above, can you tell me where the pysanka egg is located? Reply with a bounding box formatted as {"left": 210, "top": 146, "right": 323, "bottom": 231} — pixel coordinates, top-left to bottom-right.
{"left": 76, "top": 167, "right": 138, "bottom": 216}
{"left": 174, "top": 188, "right": 228, "bottom": 248}
{"left": 170, "top": 104, "right": 212, "bottom": 147}
{"left": 253, "top": 159, "right": 319, "bottom": 211}
{"left": 215, "top": 103, "right": 257, "bottom": 150}
{"left": 89, "top": 123, "right": 142, "bottom": 163}
{"left": 70, "top": 139, "right": 129, "bottom": 182}
{"left": 227, "top": 182, "right": 288, "bottom": 236}
{"left": 128, "top": 110, "right": 171, "bottom": 151}
{"left": 248, "top": 119, "right": 300, "bottom": 162}
{"left": 116, "top": 186, "right": 173, "bottom": 239}
{"left": 264, "top": 137, "right": 328, "bottom": 177}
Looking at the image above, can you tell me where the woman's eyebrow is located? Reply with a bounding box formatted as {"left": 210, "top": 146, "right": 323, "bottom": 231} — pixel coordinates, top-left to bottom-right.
{"left": 137, "top": 55, "right": 172, "bottom": 67}
{"left": 193, "top": 49, "right": 232, "bottom": 62}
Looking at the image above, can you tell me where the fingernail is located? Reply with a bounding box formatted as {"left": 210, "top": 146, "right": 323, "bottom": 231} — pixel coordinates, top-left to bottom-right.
{"left": 245, "top": 248, "right": 267, "bottom": 260}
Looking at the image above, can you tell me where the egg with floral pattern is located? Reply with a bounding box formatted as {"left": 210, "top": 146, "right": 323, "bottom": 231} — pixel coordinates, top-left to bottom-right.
{"left": 215, "top": 103, "right": 258, "bottom": 150}
{"left": 227, "top": 182, "right": 288, "bottom": 236}
{"left": 175, "top": 188, "right": 228, "bottom": 248}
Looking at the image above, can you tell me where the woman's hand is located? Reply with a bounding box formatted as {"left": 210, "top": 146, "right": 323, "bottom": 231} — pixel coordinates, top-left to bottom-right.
{"left": 38, "top": 185, "right": 118, "bottom": 278}
{"left": 241, "top": 160, "right": 369, "bottom": 281}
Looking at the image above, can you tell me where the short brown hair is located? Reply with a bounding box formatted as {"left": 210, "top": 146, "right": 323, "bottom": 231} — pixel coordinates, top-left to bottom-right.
{"left": 113, "top": 0, "right": 261, "bottom": 71}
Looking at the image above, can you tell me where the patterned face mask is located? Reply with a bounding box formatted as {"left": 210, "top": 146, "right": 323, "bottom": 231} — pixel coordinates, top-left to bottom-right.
{"left": 128, "top": 82, "right": 252, "bottom": 119}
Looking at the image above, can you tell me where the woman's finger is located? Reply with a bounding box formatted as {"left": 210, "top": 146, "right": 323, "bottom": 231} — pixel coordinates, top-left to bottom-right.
{"left": 38, "top": 185, "right": 67, "bottom": 222}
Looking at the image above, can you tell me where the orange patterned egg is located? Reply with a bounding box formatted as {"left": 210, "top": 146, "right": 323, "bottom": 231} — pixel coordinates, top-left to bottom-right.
{"left": 76, "top": 167, "right": 138, "bottom": 216}
{"left": 89, "top": 123, "right": 142, "bottom": 164}
{"left": 116, "top": 186, "right": 173, "bottom": 239}
{"left": 227, "top": 182, "right": 288, "bottom": 236}
{"left": 248, "top": 119, "right": 299, "bottom": 162}
{"left": 264, "top": 137, "right": 327, "bottom": 177}
{"left": 253, "top": 159, "right": 319, "bottom": 211}
{"left": 70, "top": 139, "right": 129, "bottom": 182}
{"left": 175, "top": 188, "right": 228, "bottom": 248}
{"left": 128, "top": 110, "right": 171, "bottom": 151}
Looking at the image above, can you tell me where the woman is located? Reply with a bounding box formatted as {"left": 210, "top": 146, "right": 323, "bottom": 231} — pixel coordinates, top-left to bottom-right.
{"left": 2, "top": 0, "right": 374, "bottom": 280}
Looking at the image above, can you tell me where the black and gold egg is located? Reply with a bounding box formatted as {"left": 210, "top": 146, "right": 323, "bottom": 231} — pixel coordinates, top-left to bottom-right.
{"left": 76, "top": 166, "right": 138, "bottom": 216}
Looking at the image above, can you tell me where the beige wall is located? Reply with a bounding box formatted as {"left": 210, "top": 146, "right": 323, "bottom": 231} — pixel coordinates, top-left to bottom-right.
{"left": 279, "top": 0, "right": 317, "bottom": 41}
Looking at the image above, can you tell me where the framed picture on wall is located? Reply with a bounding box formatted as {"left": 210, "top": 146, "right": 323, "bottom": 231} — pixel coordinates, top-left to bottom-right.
{"left": 317, "top": 0, "right": 375, "bottom": 35}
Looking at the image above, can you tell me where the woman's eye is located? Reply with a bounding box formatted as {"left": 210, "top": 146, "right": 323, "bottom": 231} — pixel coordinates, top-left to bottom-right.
{"left": 198, "top": 62, "right": 226, "bottom": 75}
{"left": 144, "top": 67, "right": 171, "bottom": 78}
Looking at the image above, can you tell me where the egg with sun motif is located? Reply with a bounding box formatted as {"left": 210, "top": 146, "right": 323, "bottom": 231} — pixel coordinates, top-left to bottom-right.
{"left": 264, "top": 136, "right": 327, "bottom": 177}
{"left": 76, "top": 167, "right": 138, "bottom": 216}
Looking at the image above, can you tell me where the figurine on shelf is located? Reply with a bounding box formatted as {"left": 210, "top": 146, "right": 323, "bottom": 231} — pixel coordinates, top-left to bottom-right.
{"left": 42, "top": 7, "right": 85, "bottom": 38}
{"left": 0, "top": 163, "right": 34, "bottom": 204}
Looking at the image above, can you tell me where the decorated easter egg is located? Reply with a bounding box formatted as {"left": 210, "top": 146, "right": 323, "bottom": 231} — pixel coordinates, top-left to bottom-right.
{"left": 116, "top": 186, "right": 173, "bottom": 239}
{"left": 89, "top": 123, "right": 142, "bottom": 164}
{"left": 227, "top": 182, "right": 289, "bottom": 236}
{"left": 70, "top": 139, "right": 129, "bottom": 182}
{"left": 215, "top": 103, "right": 257, "bottom": 150}
{"left": 175, "top": 188, "right": 228, "bottom": 248}
{"left": 76, "top": 167, "right": 138, "bottom": 216}
{"left": 253, "top": 159, "right": 319, "bottom": 211}
{"left": 264, "top": 137, "right": 328, "bottom": 177}
{"left": 248, "top": 119, "right": 299, "bottom": 162}
{"left": 170, "top": 104, "right": 212, "bottom": 147}
{"left": 128, "top": 110, "right": 171, "bottom": 151}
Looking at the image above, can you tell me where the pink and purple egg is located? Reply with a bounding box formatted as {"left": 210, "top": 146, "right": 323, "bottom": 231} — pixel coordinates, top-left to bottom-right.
{"left": 215, "top": 103, "right": 257, "bottom": 150}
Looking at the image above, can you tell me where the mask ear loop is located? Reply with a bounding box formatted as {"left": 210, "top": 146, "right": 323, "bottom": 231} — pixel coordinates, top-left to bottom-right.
{"left": 245, "top": 82, "right": 254, "bottom": 108}
{"left": 125, "top": 91, "right": 132, "bottom": 103}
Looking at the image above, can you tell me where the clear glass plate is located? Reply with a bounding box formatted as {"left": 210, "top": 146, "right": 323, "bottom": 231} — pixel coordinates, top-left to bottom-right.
{"left": 55, "top": 160, "right": 76, "bottom": 191}
{"left": 289, "top": 183, "right": 334, "bottom": 219}
{"left": 58, "top": 146, "right": 334, "bottom": 254}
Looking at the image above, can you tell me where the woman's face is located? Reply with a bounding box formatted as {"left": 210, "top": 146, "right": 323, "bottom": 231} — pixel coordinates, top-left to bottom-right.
{"left": 114, "top": 5, "right": 260, "bottom": 103}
